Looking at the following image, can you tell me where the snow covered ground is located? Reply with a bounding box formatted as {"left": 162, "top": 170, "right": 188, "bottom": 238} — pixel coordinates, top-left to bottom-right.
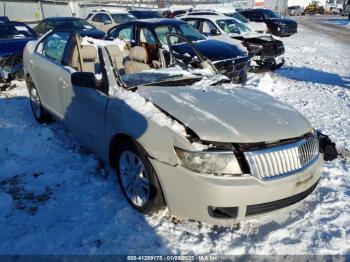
{"left": 0, "top": 24, "right": 349, "bottom": 255}
{"left": 323, "top": 18, "right": 350, "bottom": 27}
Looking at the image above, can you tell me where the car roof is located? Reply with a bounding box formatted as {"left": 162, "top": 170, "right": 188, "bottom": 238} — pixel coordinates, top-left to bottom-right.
{"left": 183, "top": 14, "right": 233, "bottom": 20}
{"left": 43, "top": 16, "right": 83, "bottom": 21}
{"left": 241, "top": 8, "right": 268, "bottom": 12}
{"left": 0, "top": 21, "right": 29, "bottom": 26}
{"left": 123, "top": 18, "right": 186, "bottom": 26}
{"left": 130, "top": 10, "right": 158, "bottom": 13}
{"left": 90, "top": 9, "right": 129, "bottom": 14}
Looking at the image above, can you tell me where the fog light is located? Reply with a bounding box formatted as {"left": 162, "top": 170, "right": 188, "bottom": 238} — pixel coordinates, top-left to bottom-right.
{"left": 208, "top": 206, "right": 238, "bottom": 219}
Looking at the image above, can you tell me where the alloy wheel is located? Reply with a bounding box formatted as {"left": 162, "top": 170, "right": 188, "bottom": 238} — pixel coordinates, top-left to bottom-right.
{"left": 119, "top": 150, "right": 150, "bottom": 207}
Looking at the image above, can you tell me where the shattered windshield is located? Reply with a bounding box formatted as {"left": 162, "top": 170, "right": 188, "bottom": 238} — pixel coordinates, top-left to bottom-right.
{"left": 0, "top": 23, "right": 36, "bottom": 39}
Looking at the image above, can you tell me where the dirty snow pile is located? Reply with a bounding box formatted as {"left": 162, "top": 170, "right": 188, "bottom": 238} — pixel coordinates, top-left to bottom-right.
{"left": 0, "top": 24, "right": 349, "bottom": 255}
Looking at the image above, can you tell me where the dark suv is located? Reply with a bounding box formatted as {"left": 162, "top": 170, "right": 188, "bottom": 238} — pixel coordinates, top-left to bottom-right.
{"left": 240, "top": 9, "right": 298, "bottom": 37}
{"left": 107, "top": 19, "right": 250, "bottom": 83}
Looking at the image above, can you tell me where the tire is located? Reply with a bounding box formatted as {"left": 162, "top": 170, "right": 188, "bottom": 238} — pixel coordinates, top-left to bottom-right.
{"left": 27, "top": 77, "right": 51, "bottom": 124}
{"left": 115, "top": 140, "right": 165, "bottom": 214}
{"left": 257, "top": 57, "right": 285, "bottom": 71}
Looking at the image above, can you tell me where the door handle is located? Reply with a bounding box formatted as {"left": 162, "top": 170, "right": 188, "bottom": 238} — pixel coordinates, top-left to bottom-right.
{"left": 30, "top": 60, "right": 38, "bottom": 69}
{"left": 59, "top": 77, "right": 68, "bottom": 89}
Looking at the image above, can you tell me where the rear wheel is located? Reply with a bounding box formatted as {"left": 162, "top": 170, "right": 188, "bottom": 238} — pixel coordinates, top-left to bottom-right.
{"left": 27, "top": 78, "right": 50, "bottom": 123}
{"left": 115, "top": 140, "right": 165, "bottom": 214}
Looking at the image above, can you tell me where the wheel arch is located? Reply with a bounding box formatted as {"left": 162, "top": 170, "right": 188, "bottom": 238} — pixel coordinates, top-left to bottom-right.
{"left": 108, "top": 132, "right": 168, "bottom": 208}
{"left": 108, "top": 133, "right": 149, "bottom": 168}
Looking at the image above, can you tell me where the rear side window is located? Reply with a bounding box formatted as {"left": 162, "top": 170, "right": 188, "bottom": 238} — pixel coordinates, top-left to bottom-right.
{"left": 42, "top": 32, "right": 71, "bottom": 63}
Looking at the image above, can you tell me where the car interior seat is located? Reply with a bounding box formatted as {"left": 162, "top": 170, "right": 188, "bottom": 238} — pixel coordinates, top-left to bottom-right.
{"left": 139, "top": 28, "right": 159, "bottom": 65}
{"left": 106, "top": 45, "right": 129, "bottom": 75}
{"left": 124, "top": 46, "right": 151, "bottom": 74}
{"left": 80, "top": 45, "right": 100, "bottom": 74}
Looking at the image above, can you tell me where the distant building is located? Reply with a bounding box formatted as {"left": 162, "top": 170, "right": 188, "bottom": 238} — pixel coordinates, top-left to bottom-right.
{"left": 252, "top": 0, "right": 289, "bottom": 14}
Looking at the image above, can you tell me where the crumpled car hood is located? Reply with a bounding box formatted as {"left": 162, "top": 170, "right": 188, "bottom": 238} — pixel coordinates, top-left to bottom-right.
{"left": 137, "top": 86, "right": 312, "bottom": 143}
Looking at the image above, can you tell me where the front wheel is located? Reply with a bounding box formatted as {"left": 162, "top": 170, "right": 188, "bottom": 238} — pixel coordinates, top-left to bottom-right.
{"left": 115, "top": 140, "right": 165, "bottom": 214}
{"left": 27, "top": 78, "right": 50, "bottom": 123}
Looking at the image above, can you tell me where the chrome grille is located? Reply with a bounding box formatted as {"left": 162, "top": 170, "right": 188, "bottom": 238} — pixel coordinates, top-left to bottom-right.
{"left": 244, "top": 137, "right": 319, "bottom": 180}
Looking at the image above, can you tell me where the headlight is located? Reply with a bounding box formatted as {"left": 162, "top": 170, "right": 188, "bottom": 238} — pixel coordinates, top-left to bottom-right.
{"left": 174, "top": 147, "right": 242, "bottom": 175}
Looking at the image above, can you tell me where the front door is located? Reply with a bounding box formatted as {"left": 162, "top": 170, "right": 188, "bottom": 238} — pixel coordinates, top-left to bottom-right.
{"left": 59, "top": 41, "right": 109, "bottom": 156}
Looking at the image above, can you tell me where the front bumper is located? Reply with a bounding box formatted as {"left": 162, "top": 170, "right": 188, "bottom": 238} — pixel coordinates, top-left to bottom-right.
{"left": 274, "top": 25, "right": 298, "bottom": 37}
{"left": 150, "top": 155, "right": 323, "bottom": 225}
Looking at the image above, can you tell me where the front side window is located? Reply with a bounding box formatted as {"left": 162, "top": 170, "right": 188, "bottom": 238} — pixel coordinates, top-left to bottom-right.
{"left": 42, "top": 32, "right": 71, "bottom": 63}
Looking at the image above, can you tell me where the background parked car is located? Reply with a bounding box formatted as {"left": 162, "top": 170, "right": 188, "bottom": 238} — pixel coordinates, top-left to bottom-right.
{"left": 86, "top": 10, "right": 136, "bottom": 32}
{"left": 181, "top": 15, "right": 285, "bottom": 70}
{"left": 34, "top": 17, "right": 105, "bottom": 39}
{"left": 129, "top": 10, "right": 162, "bottom": 19}
{"left": 0, "top": 16, "right": 10, "bottom": 23}
{"left": 107, "top": 19, "right": 250, "bottom": 83}
{"left": 240, "top": 9, "right": 298, "bottom": 37}
{"left": 0, "top": 21, "right": 36, "bottom": 85}
{"left": 288, "top": 6, "right": 302, "bottom": 16}
{"left": 223, "top": 11, "right": 267, "bottom": 33}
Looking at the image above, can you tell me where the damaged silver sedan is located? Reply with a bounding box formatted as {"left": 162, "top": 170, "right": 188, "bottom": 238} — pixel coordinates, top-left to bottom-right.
{"left": 23, "top": 30, "right": 336, "bottom": 225}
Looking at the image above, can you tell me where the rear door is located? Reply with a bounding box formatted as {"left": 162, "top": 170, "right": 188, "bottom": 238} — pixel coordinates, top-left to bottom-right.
{"left": 30, "top": 31, "right": 72, "bottom": 118}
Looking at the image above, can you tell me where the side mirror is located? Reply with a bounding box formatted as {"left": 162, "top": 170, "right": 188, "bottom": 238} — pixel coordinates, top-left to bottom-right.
{"left": 71, "top": 72, "right": 103, "bottom": 89}
{"left": 210, "top": 28, "right": 220, "bottom": 35}
{"left": 104, "top": 20, "right": 112, "bottom": 25}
